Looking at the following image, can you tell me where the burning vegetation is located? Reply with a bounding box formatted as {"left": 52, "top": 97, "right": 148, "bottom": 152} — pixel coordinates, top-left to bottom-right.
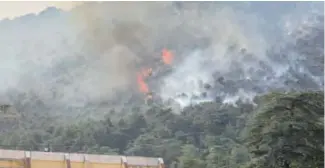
{"left": 136, "top": 48, "right": 174, "bottom": 101}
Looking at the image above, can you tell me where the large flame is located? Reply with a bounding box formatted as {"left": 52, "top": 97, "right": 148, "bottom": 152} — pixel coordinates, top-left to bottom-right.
{"left": 162, "top": 48, "right": 173, "bottom": 65}
{"left": 136, "top": 49, "right": 174, "bottom": 98}
{"left": 137, "top": 72, "right": 149, "bottom": 93}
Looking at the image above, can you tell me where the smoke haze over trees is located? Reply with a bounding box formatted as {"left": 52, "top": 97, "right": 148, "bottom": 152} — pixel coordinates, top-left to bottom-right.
{"left": 0, "top": 2, "right": 323, "bottom": 168}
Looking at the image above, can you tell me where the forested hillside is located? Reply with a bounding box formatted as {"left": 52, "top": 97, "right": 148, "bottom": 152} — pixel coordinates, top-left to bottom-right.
{"left": 0, "top": 91, "right": 323, "bottom": 168}
{"left": 0, "top": 2, "right": 323, "bottom": 168}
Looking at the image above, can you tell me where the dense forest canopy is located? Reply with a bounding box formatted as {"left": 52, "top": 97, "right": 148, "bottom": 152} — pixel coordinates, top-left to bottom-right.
{"left": 0, "top": 91, "right": 323, "bottom": 168}
{"left": 0, "top": 2, "right": 324, "bottom": 168}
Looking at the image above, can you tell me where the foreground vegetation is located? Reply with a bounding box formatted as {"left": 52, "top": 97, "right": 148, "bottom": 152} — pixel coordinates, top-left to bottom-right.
{"left": 0, "top": 91, "right": 323, "bottom": 168}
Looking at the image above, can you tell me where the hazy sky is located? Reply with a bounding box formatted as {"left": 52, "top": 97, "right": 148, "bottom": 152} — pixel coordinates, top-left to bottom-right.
{"left": 0, "top": 1, "right": 83, "bottom": 20}
{"left": 0, "top": 1, "right": 323, "bottom": 20}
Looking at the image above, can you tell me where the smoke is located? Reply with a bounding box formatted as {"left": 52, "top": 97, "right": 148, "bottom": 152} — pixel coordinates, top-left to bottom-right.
{"left": 156, "top": 2, "right": 324, "bottom": 107}
{"left": 63, "top": 2, "right": 268, "bottom": 106}
{"left": 0, "top": 2, "right": 323, "bottom": 114}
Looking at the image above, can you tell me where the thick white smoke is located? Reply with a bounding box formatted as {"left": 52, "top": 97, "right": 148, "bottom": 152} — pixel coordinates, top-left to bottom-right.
{"left": 0, "top": 2, "right": 323, "bottom": 116}
{"left": 158, "top": 4, "right": 324, "bottom": 108}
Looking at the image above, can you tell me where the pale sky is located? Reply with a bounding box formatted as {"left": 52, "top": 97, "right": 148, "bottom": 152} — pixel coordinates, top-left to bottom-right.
{"left": 0, "top": 1, "right": 83, "bottom": 20}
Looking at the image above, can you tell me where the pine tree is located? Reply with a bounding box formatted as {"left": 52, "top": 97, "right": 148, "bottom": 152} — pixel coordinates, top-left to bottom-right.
{"left": 246, "top": 91, "right": 324, "bottom": 168}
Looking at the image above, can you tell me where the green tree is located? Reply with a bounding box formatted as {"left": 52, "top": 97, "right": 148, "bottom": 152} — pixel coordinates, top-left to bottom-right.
{"left": 178, "top": 144, "right": 205, "bottom": 168}
{"left": 246, "top": 91, "right": 324, "bottom": 168}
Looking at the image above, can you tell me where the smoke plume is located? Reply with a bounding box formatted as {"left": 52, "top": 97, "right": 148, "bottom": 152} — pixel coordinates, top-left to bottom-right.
{"left": 0, "top": 2, "right": 323, "bottom": 114}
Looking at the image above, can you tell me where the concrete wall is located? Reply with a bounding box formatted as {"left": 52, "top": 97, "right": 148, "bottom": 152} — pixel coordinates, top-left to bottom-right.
{"left": 0, "top": 149, "right": 163, "bottom": 168}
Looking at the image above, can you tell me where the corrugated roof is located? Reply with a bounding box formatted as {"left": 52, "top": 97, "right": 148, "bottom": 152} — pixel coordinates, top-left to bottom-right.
{"left": 126, "top": 156, "right": 159, "bottom": 166}
{"left": 0, "top": 149, "right": 162, "bottom": 166}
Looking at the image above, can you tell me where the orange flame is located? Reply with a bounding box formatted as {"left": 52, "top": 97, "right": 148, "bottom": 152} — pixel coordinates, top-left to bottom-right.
{"left": 137, "top": 72, "right": 149, "bottom": 93}
{"left": 162, "top": 48, "right": 173, "bottom": 65}
{"left": 136, "top": 48, "right": 174, "bottom": 96}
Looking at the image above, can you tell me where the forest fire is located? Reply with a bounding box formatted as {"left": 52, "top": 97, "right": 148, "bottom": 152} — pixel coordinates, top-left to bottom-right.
{"left": 136, "top": 49, "right": 174, "bottom": 100}
{"left": 137, "top": 72, "right": 149, "bottom": 93}
{"left": 162, "top": 48, "right": 173, "bottom": 65}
